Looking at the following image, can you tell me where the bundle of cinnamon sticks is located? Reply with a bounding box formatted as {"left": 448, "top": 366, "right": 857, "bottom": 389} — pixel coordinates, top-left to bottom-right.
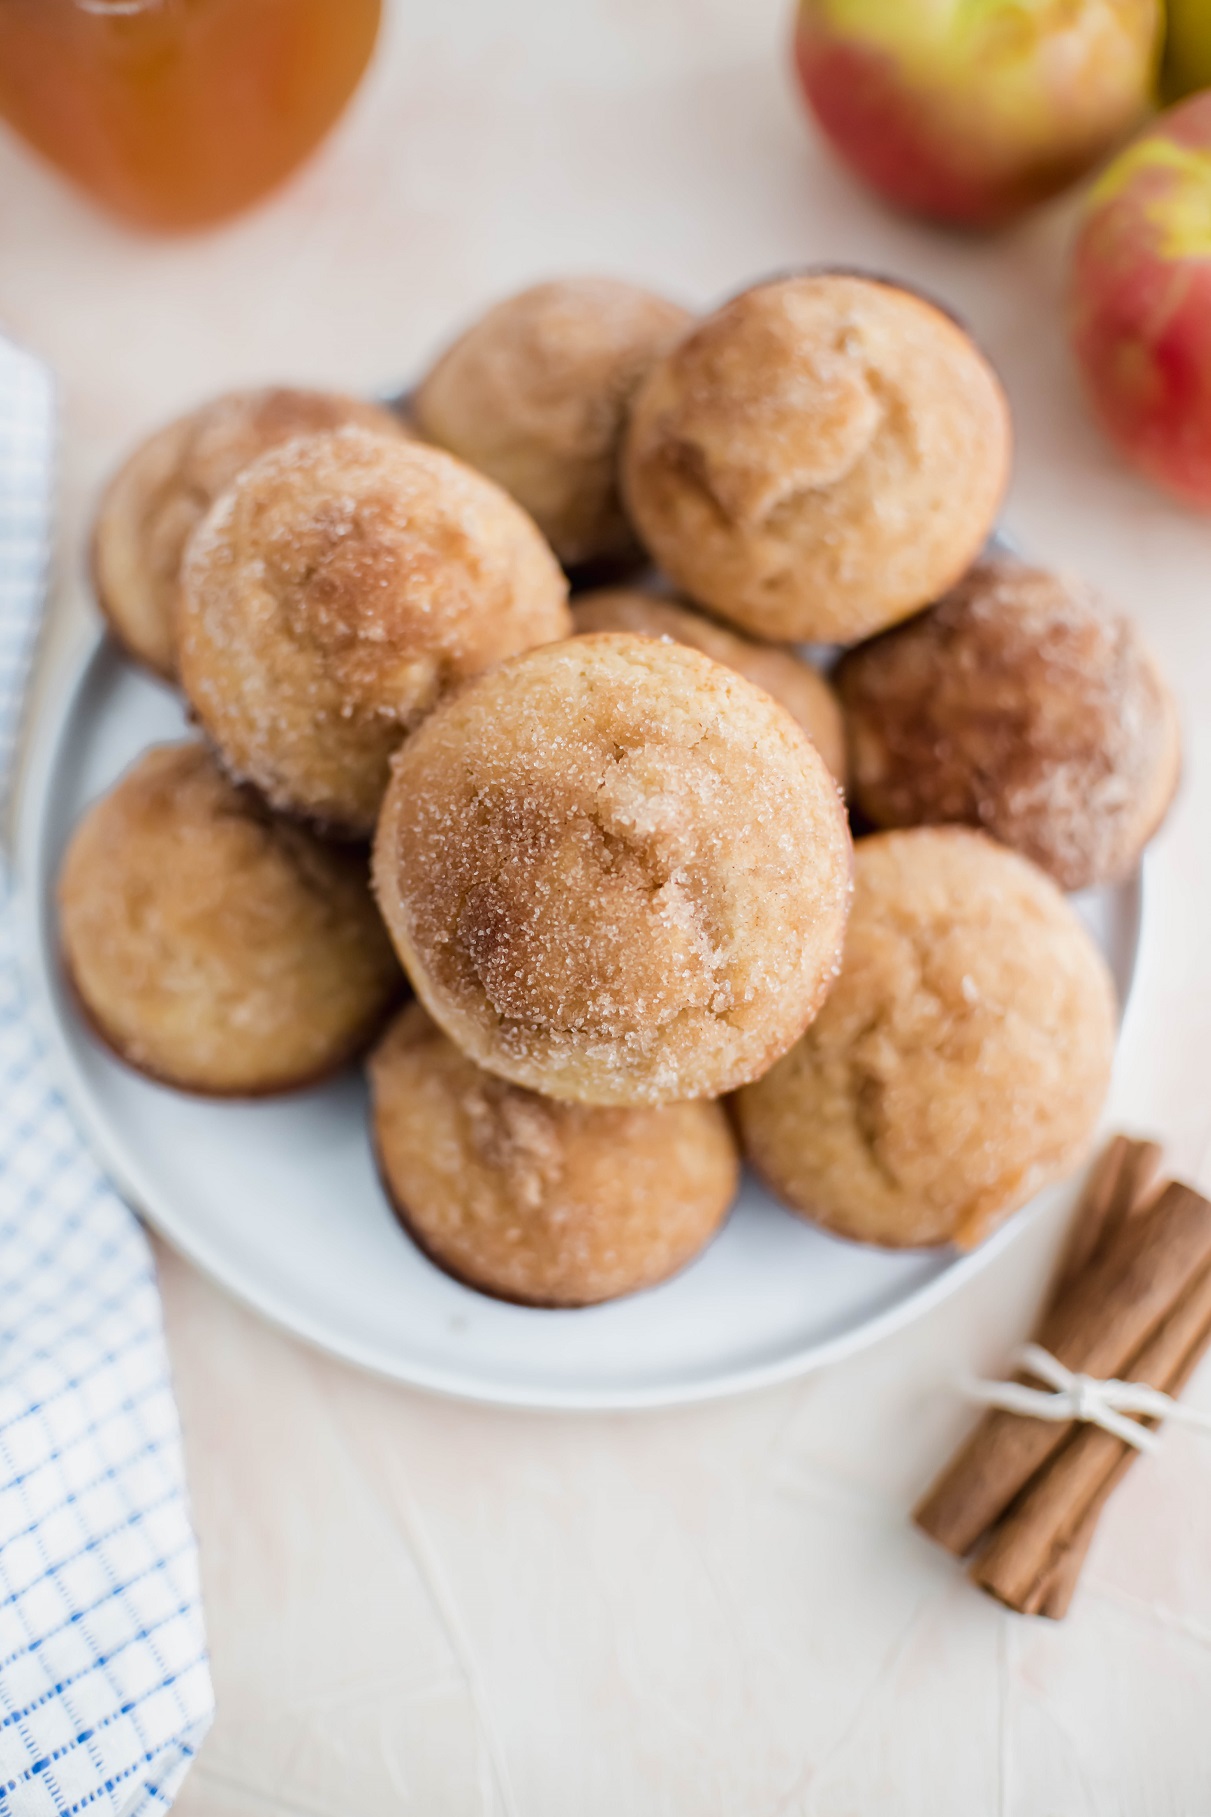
{"left": 914, "top": 1136, "right": 1211, "bottom": 1618}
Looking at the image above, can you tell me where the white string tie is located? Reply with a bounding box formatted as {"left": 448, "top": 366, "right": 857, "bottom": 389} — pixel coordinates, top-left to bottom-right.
{"left": 961, "top": 1342, "right": 1211, "bottom": 1455}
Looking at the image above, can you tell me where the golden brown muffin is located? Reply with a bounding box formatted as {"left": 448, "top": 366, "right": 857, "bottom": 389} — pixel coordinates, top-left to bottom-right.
{"left": 58, "top": 743, "right": 402, "bottom": 1096}
{"left": 178, "top": 428, "right": 571, "bottom": 838}
{"left": 621, "top": 274, "right": 1011, "bottom": 645}
{"left": 414, "top": 277, "right": 691, "bottom": 567}
{"left": 93, "top": 386, "right": 409, "bottom": 683}
{"left": 734, "top": 828, "right": 1116, "bottom": 1251}
{"left": 572, "top": 587, "right": 848, "bottom": 788}
{"left": 838, "top": 558, "right": 1181, "bottom": 893}
{"left": 369, "top": 1003, "right": 738, "bottom": 1306}
{"left": 374, "top": 634, "right": 852, "bottom": 1106}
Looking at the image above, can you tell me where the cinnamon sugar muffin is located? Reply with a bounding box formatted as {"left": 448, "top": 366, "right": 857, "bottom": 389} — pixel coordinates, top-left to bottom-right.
{"left": 373, "top": 634, "right": 852, "bottom": 1106}
{"left": 571, "top": 587, "right": 847, "bottom": 788}
{"left": 414, "top": 277, "right": 691, "bottom": 567}
{"left": 838, "top": 559, "right": 1181, "bottom": 892}
{"left": 370, "top": 1004, "right": 738, "bottom": 1306}
{"left": 178, "top": 428, "right": 571, "bottom": 838}
{"left": 93, "top": 386, "right": 409, "bottom": 682}
{"left": 621, "top": 274, "right": 1010, "bottom": 644}
{"left": 58, "top": 743, "right": 401, "bottom": 1096}
{"left": 734, "top": 829, "right": 1116, "bottom": 1251}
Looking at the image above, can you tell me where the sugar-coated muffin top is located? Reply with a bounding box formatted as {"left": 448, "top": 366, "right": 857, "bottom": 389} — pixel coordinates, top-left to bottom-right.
{"left": 734, "top": 826, "right": 1116, "bottom": 1250}
{"left": 571, "top": 587, "right": 848, "bottom": 787}
{"left": 93, "top": 386, "right": 409, "bottom": 682}
{"left": 838, "top": 558, "right": 1181, "bottom": 891}
{"left": 58, "top": 742, "right": 401, "bottom": 1096}
{"left": 373, "top": 633, "right": 852, "bottom": 1105}
{"left": 369, "top": 1003, "right": 738, "bottom": 1306}
{"left": 622, "top": 273, "right": 1010, "bottom": 644}
{"left": 415, "top": 276, "right": 691, "bottom": 566}
{"left": 178, "top": 427, "right": 571, "bottom": 837}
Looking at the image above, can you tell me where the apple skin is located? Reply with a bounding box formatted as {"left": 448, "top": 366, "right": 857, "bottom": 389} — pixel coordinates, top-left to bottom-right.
{"left": 793, "top": 0, "right": 1160, "bottom": 229}
{"left": 1069, "top": 93, "right": 1211, "bottom": 508}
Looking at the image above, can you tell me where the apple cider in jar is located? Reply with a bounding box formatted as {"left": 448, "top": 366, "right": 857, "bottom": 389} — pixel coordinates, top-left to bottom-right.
{"left": 0, "top": 0, "right": 382, "bottom": 231}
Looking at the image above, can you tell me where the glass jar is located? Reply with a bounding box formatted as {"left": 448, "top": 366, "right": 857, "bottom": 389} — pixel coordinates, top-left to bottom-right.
{"left": 0, "top": 0, "right": 382, "bottom": 231}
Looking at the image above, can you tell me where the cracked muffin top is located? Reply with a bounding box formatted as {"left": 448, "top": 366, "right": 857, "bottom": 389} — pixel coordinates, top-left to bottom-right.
{"left": 372, "top": 633, "right": 852, "bottom": 1105}
{"left": 621, "top": 274, "right": 1011, "bottom": 645}
{"left": 837, "top": 558, "right": 1181, "bottom": 892}
{"left": 177, "top": 427, "right": 571, "bottom": 838}
{"left": 733, "top": 827, "right": 1116, "bottom": 1250}
{"left": 93, "top": 386, "right": 410, "bottom": 683}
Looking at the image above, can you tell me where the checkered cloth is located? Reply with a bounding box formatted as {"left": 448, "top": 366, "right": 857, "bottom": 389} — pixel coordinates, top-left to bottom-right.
{"left": 0, "top": 338, "right": 213, "bottom": 1814}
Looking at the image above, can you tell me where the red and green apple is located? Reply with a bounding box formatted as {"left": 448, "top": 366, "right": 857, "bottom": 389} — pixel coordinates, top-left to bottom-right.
{"left": 793, "top": 0, "right": 1161, "bottom": 228}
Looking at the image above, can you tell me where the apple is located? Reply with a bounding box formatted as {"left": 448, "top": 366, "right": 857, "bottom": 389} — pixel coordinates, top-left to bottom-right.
{"left": 1069, "top": 93, "right": 1211, "bottom": 508}
{"left": 793, "top": 0, "right": 1161, "bottom": 228}
{"left": 1162, "top": 0, "right": 1211, "bottom": 103}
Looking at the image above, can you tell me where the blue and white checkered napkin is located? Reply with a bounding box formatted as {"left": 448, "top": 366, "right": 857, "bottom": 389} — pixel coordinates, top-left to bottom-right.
{"left": 0, "top": 338, "right": 213, "bottom": 1814}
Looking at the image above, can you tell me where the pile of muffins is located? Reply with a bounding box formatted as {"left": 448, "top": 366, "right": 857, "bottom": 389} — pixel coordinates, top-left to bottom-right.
{"left": 59, "top": 271, "right": 1181, "bottom": 1309}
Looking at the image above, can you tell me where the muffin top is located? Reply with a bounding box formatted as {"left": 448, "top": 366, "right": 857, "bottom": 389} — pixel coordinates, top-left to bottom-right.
{"left": 838, "top": 558, "right": 1181, "bottom": 890}
{"left": 571, "top": 587, "right": 848, "bottom": 788}
{"left": 369, "top": 1003, "right": 738, "bottom": 1306}
{"left": 415, "top": 276, "right": 691, "bottom": 565}
{"left": 621, "top": 273, "right": 1010, "bottom": 643}
{"left": 373, "top": 633, "right": 852, "bottom": 1105}
{"left": 178, "top": 427, "right": 570, "bottom": 837}
{"left": 93, "top": 386, "right": 408, "bottom": 681}
{"left": 734, "top": 827, "right": 1117, "bottom": 1250}
{"left": 58, "top": 742, "right": 400, "bottom": 1095}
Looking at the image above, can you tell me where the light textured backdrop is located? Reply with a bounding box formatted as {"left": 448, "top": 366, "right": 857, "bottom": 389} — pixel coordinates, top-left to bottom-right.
{"left": 3, "top": 1, "right": 1211, "bottom": 1808}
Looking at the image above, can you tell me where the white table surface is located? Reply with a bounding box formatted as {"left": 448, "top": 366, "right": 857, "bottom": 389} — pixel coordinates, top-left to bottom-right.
{"left": 5, "top": 2, "right": 1211, "bottom": 1809}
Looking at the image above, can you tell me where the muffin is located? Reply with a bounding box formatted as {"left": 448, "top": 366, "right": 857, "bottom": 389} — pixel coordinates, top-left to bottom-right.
{"left": 838, "top": 558, "right": 1181, "bottom": 892}
{"left": 177, "top": 428, "right": 571, "bottom": 838}
{"left": 370, "top": 1003, "right": 738, "bottom": 1306}
{"left": 373, "top": 634, "right": 852, "bottom": 1106}
{"left": 734, "top": 828, "right": 1116, "bottom": 1250}
{"left": 572, "top": 587, "right": 848, "bottom": 788}
{"left": 414, "top": 276, "right": 691, "bottom": 567}
{"left": 621, "top": 273, "right": 1010, "bottom": 644}
{"left": 92, "top": 386, "right": 409, "bottom": 682}
{"left": 58, "top": 743, "right": 401, "bottom": 1096}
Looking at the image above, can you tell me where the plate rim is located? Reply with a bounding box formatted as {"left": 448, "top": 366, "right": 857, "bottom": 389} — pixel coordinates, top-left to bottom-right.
{"left": 10, "top": 627, "right": 1144, "bottom": 1412}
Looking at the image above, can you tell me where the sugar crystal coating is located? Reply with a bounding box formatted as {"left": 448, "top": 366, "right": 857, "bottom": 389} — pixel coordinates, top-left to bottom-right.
{"left": 621, "top": 274, "right": 1011, "bottom": 644}
{"left": 58, "top": 742, "right": 401, "bottom": 1096}
{"left": 415, "top": 276, "right": 692, "bottom": 565}
{"left": 838, "top": 557, "right": 1181, "bottom": 891}
{"left": 178, "top": 427, "right": 571, "bottom": 837}
{"left": 93, "top": 386, "right": 409, "bottom": 682}
{"left": 373, "top": 633, "right": 852, "bottom": 1105}
{"left": 370, "top": 1003, "right": 738, "bottom": 1305}
{"left": 572, "top": 586, "right": 848, "bottom": 787}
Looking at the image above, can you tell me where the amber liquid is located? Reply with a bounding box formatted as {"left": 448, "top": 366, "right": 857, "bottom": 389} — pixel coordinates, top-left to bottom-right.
{"left": 0, "top": 0, "right": 382, "bottom": 231}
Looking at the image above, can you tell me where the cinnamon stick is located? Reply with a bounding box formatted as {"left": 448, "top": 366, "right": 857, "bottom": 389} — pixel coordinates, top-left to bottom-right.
{"left": 914, "top": 1181, "right": 1211, "bottom": 1557}
{"left": 1028, "top": 1310, "right": 1207, "bottom": 1620}
{"left": 916, "top": 1133, "right": 1163, "bottom": 1562}
{"left": 1031, "top": 1490, "right": 1113, "bottom": 1618}
{"left": 1055, "top": 1135, "right": 1164, "bottom": 1293}
{"left": 974, "top": 1251, "right": 1211, "bottom": 1611}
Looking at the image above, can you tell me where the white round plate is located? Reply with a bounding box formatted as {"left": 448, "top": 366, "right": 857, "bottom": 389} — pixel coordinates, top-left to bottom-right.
{"left": 14, "top": 633, "right": 1143, "bottom": 1410}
